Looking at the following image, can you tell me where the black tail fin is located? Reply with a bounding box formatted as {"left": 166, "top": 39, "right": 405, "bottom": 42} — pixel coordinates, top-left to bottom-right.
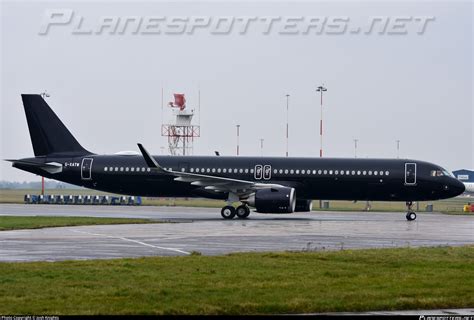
{"left": 21, "top": 94, "right": 92, "bottom": 157}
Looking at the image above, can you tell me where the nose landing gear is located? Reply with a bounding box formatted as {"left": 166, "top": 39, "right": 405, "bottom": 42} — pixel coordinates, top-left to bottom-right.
{"left": 405, "top": 201, "right": 417, "bottom": 221}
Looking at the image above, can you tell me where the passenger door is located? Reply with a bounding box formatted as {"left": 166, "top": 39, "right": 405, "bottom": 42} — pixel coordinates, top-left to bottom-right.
{"left": 404, "top": 163, "right": 417, "bottom": 185}
{"left": 81, "top": 158, "right": 93, "bottom": 180}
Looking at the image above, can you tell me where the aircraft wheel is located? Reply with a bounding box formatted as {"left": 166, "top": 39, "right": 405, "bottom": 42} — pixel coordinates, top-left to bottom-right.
{"left": 406, "top": 211, "right": 417, "bottom": 221}
{"left": 236, "top": 205, "right": 250, "bottom": 219}
{"left": 221, "top": 206, "right": 236, "bottom": 219}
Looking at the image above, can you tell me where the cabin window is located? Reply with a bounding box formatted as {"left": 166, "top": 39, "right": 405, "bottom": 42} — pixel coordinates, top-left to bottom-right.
{"left": 290, "top": 169, "right": 294, "bottom": 174}
{"left": 357, "top": 170, "right": 361, "bottom": 175}
{"left": 131, "top": 167, "right": 135, "bottom": 172}
{"left": 323, "top": 170, "right": 327, "bottom": 174}
{"left": 284, "top": 169, "right": 289, "bottom": 174}
{"left": 368, "top": 170, "right": 372, "bottom": 175}
{"left": 335, "top": 170, "right": 338, "bottom": 175}
{"left": 374, "top": 171, "right": 378, "bottom": 175}
{"left": 222, "top": 168, "right": 226, "bottom": 173}
{"left": 205, "top": 168, "right": 209, "bottom": 173}
{"left": 312, "top": 170, "right": 316, "bottom": 174}
{"left": 279, "top": 169, "right": 283, "bottom": 174}
{"left": 340, "top": 170, "right": 344, "bottom": 175}
{"left": 147, "top": 168, "right": 151, "bottom": 172}
{"left": 120, "top": 167, "right": 124, "bottom": 171}
{"left": 296, "top": 170, "right": 300, "bottom": 174}
{"left": 104, "top": 167, "right": 108, "bottom": 171}
{"left": 274, "top": 169, "right": 278, "bottom": 174}
{"left": 379, "top": 171, "right": 383, "bottom": 175}
{"left": 363, "top": 171, "right": 366, "bottom": 175}
{"left": 329, "top": 170, "right": 333, "bottom": 175}
{"left": 245, "top": 168, "right": 249, "bottom": 173}
{"left": 239, "top": 169, "right": 243, "bottom": 173}
{"left": 385, "top": 171, "right": 389, "bottom": 176}
{"left": 233, "top": 169, "right": 237, "bottom": 173}
{"left": 140, "top": 168, "right": 145, "bottom": 172}
{"left": 211, "top": 168, "right": 215, "bottom": 173}
{"left": 318, "top": 170, "right": 322, "bottom": 174}
{"left": 125, "top": 167, "right": 129, "bottom": 172}
{"left": 250, "top": 169, "right": 254, "bottom": 173}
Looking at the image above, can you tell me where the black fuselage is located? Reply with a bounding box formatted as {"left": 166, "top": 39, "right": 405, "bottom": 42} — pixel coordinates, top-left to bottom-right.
{"left": 15, "top": 154, "right": 465, "bottom": 202}
{"left": 12, "top": 94, "right": 465, "bottom": 208}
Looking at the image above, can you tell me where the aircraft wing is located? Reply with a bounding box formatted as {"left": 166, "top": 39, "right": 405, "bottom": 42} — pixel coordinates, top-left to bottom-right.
{"left": 137, "top": 143, "right": 284, "bottom": 198}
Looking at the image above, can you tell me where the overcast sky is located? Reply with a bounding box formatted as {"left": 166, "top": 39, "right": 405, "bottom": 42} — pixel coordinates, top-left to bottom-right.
{"left": 1, "top": 1, "right": 473, "bottom": 182}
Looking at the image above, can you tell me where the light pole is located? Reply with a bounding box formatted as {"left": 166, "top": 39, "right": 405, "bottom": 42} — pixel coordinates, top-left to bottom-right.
{"left": 353, "top": 139, "right": 358, "bottom": 158}
{"left": 396, "top": 140, "right": 400, "bottom": 159}
{"left": 316, "top": 85, "right": 327, "bottom": 157}
{"left": 260, "top": 138, "right": 264, "bottom": 156}
{"left": 285, "top": 94, "right": 290, "bottom": 157}
{"left": 236, "top": 124, "right": 240, "bottom": 156}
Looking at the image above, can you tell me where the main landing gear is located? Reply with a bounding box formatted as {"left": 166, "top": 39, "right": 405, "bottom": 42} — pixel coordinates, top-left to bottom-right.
{"left": 405, "top": 201, "right": 417, "bottom": 221}
{"left": 220, "top": 204, "right": 250, "bottom": 219}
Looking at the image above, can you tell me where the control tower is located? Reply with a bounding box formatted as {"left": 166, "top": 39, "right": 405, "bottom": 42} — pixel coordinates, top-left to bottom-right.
{"left": 161, "top": 93, "right": 200, "bottom": 156}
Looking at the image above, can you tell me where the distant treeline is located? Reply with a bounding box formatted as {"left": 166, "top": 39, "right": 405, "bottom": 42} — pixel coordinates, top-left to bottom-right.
{"left": 0, "top": 180, "right": 82, "bottom": 190}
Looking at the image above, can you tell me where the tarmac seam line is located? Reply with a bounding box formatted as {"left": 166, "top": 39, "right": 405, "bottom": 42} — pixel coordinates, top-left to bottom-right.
{"left": 71, "top": 229, "right": 191, "bottom": 255}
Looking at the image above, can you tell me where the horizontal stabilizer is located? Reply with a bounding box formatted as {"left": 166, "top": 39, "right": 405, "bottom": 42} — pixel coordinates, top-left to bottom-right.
{"left": 6, "top": 159, "right": 63, "bottom": 174}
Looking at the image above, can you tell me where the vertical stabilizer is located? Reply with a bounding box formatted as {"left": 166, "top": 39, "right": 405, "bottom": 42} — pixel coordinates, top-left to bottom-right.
{"left": 21, "top": 94, "right": 92, "bottom": 156}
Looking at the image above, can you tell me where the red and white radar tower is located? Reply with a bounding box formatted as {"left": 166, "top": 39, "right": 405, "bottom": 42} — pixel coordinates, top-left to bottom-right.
{"left": 161, "top": 93, "right": 200, "bottom": 156}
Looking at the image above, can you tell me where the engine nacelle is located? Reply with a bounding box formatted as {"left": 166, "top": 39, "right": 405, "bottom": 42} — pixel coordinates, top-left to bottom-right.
{"left": 246, "top": 187, "right": 296, "bottom": 213}
{"left": 295, "top": 199, "right": 313, "bottom": 212}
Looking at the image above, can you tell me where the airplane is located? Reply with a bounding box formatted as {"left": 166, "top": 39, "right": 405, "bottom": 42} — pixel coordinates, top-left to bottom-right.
{"left": 8, "top": 94, "right": 465, "bottom": 221}
{"left": 452, "top": 169, "right": 474, "bottom": 194}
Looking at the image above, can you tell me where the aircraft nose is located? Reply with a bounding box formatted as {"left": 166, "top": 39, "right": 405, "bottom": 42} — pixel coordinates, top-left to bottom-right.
{"left": 447, "top": 178, "right": 465, "bottom": 197}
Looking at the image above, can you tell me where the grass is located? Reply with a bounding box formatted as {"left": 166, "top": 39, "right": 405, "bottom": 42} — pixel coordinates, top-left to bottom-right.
{"left": 0, "top": 246, "right": 473, "bottom": 314}
{"left": 1, "top": 188, "right": 472, "bottom": 213}
{"left": 0, "top": 216, "right": 157, "bottom": 231}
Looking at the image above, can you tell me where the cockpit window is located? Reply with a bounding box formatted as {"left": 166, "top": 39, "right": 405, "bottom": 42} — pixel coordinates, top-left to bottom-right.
{"left": 430, "top": 168, "right": 453, "bottom": 177}
{"left": 442, "top": 169, "right": 453, "bottom": 177}
{"left": 430, "top": 170, "right": 444, "bottom": 177}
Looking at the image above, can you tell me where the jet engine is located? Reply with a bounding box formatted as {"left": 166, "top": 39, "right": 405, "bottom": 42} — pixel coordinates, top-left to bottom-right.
{"left": 245, "top": 187, "right": 296, "bottom": 213}
{"left": 295, "top": 199, "right": 313, "bottom": 212}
